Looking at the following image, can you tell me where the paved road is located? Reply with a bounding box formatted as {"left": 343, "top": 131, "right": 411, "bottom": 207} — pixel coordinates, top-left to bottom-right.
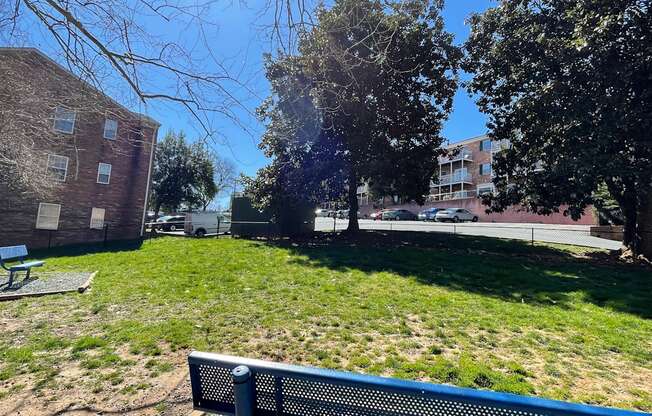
{"left": 314, "top": 217, "right": 621, "bottom": 250}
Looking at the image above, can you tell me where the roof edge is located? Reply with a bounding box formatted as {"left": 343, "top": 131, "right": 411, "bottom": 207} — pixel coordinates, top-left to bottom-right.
{"left": 0, "top": 47, "right": 161, "bottom": 128}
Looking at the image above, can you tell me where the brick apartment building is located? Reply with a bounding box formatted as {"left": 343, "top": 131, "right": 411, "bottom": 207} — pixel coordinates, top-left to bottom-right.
{"left": 357, "top": 134, "right": 596, "bottom": 225}
{"left": 0, "top": 48, "right": 160, "bottom": 248}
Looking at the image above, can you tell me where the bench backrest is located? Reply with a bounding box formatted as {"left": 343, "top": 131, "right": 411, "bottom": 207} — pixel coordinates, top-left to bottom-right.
{"left": 188, "top": 352, "right": 641, "bottom": 416}
{"left": 0, "top": 245, "right": 28, "bottom": 262}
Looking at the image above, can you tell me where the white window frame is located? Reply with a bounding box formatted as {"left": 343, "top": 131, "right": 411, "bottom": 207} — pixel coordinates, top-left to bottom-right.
{"left": 90, "top": 207, "right": 106, "bottom": 229}
{"left": 103, "top": 118, "right": 118, "bottom": 140}
{"left": 36, "top": 203, "right": 61, "bottom": 230}
{"left": 53, "top": 106, "right": 76, "bottom": 134}
{"left": 477, "top": 183, "right": 495, "bottom": 196}
{"left": 97, "top": 163, "right": 112, "bottom": 184}
{"left": 46, "top": 154, "right": 69, "bottom": 182}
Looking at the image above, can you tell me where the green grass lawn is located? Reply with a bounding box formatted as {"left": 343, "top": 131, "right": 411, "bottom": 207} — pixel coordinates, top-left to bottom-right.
{"left": 1, "top": 232, "right": 651, "bottom": 413}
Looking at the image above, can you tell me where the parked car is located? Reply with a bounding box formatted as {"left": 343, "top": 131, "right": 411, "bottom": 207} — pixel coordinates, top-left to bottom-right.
{"left": 435, "top": 208, "right": 478, "bottom": 223}
{"left": 370, "top": 210, "right": 386, "bottom": 221}
{"left": 333, "top": 209, "right": 365, "bottom": 219}
{"left": 418, "top": 207, "right": 442, "bottom": 221}
{"left": 184, "top": 212, "right": 231, "bottom": 237}
{"left": 146, "top": 211, "right": 157, "bottom": 222}
{"left": 315, "top": 208, "right": 332, "bottom": 217}
{"left": 381, "top": 209, "right": 417, "bottom": 221}
{"left": 155, "top": 215, "right": 186, "bottom": 231}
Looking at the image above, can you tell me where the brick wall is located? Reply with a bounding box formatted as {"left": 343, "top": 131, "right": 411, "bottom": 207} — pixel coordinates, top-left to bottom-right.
{"left": 0, "top": 49, "right": 158, "bottom": 249}
{"left": 359, "top": 197, "right": 596, "bottom": 225}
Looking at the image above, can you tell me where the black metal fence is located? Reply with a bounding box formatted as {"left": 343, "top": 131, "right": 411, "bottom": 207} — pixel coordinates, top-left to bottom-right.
{"left": 1, "top": 218, "right": 641, "bottom": 254}
{"left": 145, "top": 217, "right": 628, "bottom": 251}
{"left": 1, "top": 224, "right": 115, "bottom": 249}
{"left": 315, "top": 217, "right": 625, "bottom": 250}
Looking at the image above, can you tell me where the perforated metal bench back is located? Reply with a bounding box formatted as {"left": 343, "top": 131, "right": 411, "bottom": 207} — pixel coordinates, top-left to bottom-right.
{"left": 188, "top": 352, "right": 643, "bottom": 416}
{"left": 0, "top": 245, "right": 28, "bottom": 261}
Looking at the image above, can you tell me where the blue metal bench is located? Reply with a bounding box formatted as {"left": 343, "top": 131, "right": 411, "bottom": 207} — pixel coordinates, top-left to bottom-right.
{"left": 188, "top": 352, "right": 645, "bottom": 416}
{"left": 0, "top": 245, "right": 44, "bottom": 287}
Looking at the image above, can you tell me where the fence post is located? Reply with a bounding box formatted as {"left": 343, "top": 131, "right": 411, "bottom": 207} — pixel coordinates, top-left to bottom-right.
{"left": 333, "top": 216, "right": 336, "bottom": 232}
{"left": 217, "top": 216, "right": 221, "bottom": 238}
{"left": 531, "top": 227, "right": 534, "bottom": 246}
{"left": 232, "top": 365, "right": 255, "bottom": 416}
{"left": 453, "top": 224, "right": 456, "bottom": 235}
{"left": 103, "top": 224, "right": 109, "bottom": 247}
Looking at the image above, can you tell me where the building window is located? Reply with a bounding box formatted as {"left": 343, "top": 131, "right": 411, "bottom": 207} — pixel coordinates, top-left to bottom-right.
{"left": 53, "top": 106, "right": 76, "bottom": 134}
{"left": 46, "top": 154, "right": 69, "bottom": 182}
{"left": 103, "top": 119, "right": 118, "bottom": 140}
{"left": 97, "top": 163, "right": 112, "bottom": 184}
{"left": 480, "top": 139, "right": 492, "bottom": 152}
{"left": 477, "top": 184, "right": 494, "bottom": 196}
{"left": 479, "top": 163, "right": 492, "bottom": 176}
{"left": 36, "top": 203, "right": 61, "bottom": 230}
{"left": 90, "top": 207, "right": 105, "bottom": 229}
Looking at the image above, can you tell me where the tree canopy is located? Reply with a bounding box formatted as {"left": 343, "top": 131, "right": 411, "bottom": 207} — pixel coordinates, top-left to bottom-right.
{"left": 464, "top": 0, "right": 652, "bottom": 256}
{"left": 245, "top": 0, "right": 460, "bottom": 231}
{"left": 150, "top": 131, "right": 232, "bottom": 214}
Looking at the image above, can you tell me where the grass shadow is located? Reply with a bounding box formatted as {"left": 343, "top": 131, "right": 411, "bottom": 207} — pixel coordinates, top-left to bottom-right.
{"left": 30, "top": 238, "right": 145, "bottom": 260}
{"left": 263, "top": 230, "right": 652, "bottom": 319}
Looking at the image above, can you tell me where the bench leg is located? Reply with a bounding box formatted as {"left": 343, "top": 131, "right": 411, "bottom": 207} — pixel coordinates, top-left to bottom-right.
{"left": 8, "top": 270, "right": 15, "bottom": 287}
{"left": 25, "top": 268, "right": 31, "bottom": 281}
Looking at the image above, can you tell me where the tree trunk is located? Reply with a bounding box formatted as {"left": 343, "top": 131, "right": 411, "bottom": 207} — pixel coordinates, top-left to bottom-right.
{"left": 346, "top": 169, "right": 359, "bottom": 233}
{"left": 638, "top": 191, "right": 652, "bottom": 260}
{"left": 621, "top": 192, "right": 639, "bottom": 255}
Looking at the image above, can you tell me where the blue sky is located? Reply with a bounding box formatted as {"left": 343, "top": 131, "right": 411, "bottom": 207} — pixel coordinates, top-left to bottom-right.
{"left": 19, "top": 0, "right": 493, "bottom": 198}
{"left": 143, "top": 0, "right": 494, "bottom": 179}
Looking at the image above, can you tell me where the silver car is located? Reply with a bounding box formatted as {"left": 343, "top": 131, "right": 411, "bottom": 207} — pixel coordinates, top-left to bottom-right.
{"left": 315, "top": 209, "right": 332, "bottom": 217}
{"left": 435, "top": 208, "right": 479, "bottom": 223}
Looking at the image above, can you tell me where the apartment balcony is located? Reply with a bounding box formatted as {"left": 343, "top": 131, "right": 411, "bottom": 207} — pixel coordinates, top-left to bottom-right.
{"left": 438, "top": 148, "right": 473, "bottom": 164}
{"left": 491, "top": 139, "right": 511, "bottom": 153}
{"left": 426, "top": 190, "right": 476, "bottom": 202}
{"left": 434, "top": 172, "right": 473, "bottom": 186}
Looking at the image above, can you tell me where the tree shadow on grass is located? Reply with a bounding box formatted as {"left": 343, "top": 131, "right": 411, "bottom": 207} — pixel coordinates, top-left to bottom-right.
{"left": 263, "top": 230, "right": 652, "bottom": 319}
{"left": 30, "top": 238, "right": 145, "bottom": 260}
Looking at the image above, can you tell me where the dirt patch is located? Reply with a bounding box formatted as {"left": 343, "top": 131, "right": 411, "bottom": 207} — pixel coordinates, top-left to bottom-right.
{"left": 0, "top": 348, "right": 193, "bottom": 416}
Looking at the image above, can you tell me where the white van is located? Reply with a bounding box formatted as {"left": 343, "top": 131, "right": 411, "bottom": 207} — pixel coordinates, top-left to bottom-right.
{"left": 184, "top": 212, "right": 231, "bottom": 237}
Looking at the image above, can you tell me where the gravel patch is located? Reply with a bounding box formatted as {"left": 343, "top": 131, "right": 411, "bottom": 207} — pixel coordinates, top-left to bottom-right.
{"left": 0, "top": 272, "right": 94, "bottom": 300}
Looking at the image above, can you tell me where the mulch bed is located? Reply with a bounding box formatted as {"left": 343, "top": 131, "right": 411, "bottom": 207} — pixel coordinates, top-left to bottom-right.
{"left": 0, "top": 271, "right": 96, "bottom": 301}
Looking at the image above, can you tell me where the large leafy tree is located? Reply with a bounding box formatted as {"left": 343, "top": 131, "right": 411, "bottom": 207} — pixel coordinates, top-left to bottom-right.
{"left": 246, "top": 0, "right": 460, "bottom": 231}
{"left": 464, "top": 0, "right": 652, "bottom": 257}
{"left": 192, "top": 145, "right": 238, "bottom": 211}
{"left": 150, "top": 131, "right": 219, "bottom": 215}
{"left": 243, "top": 54, "right": 348, "bottom": 217}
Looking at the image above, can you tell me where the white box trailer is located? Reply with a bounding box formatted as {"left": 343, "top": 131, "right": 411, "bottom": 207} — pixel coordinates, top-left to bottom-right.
{"left": 184, "top": 212, "right": 231, "bottom": 237}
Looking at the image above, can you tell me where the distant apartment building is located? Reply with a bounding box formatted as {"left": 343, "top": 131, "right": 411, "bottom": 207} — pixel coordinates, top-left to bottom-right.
{"left": 0, "top": 48, "right": 160, "bottom": 248}
{"left": 357, "top": 134, "right": 595, "bottom": 225}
